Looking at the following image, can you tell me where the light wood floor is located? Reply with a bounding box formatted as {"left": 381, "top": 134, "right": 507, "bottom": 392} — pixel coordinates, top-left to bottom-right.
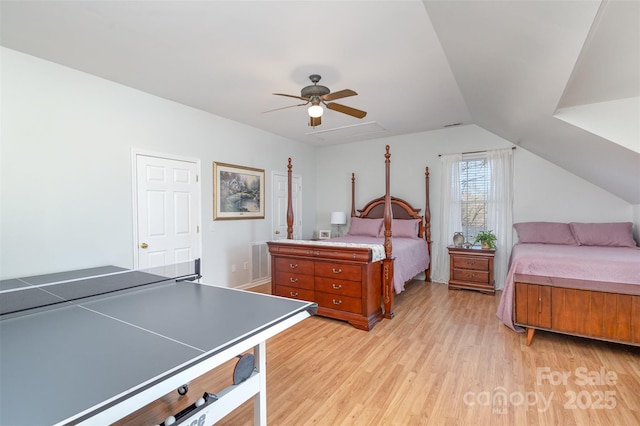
{"left": 116, "top": 281, "right": 640, "bottom": 425}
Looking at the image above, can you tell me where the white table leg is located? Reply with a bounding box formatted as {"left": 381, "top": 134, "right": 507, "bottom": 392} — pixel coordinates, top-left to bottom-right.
{"left": 254, "top": 341, "right": 267, "bottom": 426}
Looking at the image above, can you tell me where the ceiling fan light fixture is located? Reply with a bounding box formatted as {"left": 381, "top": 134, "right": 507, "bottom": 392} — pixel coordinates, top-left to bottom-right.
{"left": 308, "top": 104, "right": 323, "bottom": 118}
{"left": 270, "top": 74, "right": 366, "bottom": 124}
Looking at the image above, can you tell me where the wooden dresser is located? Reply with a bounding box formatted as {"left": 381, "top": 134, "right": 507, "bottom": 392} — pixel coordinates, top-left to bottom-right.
{"left": 267, "top": 242, "right": 383, "bottom": 330}
{"left": 447, "top": 246, "right": 495, "bottom": 294}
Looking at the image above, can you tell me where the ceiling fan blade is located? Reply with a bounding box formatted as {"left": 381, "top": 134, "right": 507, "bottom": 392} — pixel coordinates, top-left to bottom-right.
{"left": 326, "top": 102, "right": 367, "bottom": 119}
{"left": 322, "top": 89, "right": 357, "bottom": 101}
{"left": 309, "top": 116, "right": 321, "bottom": 127}
{"left": 262, "top": 102, "right": 308, "bottom": 113}
{"left": 273, "top": 93, "right": 310, "bottom": 102}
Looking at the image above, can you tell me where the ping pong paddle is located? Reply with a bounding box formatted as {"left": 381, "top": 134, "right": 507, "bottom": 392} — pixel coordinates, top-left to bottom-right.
{"left": 233, "top": 353, "right": 255, "bottom": 385}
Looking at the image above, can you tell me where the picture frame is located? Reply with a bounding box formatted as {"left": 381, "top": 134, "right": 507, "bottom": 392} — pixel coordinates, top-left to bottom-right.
{"left": 213, "top": 162, "right": 265, "bottom": 220}
{"left": 318, "top": 230, "right": 331, "bottom": 240}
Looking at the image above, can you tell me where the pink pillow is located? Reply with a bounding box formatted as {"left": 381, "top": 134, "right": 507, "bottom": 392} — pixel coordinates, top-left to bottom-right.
{"left": 514, "top": 222, "right": 578, "bottom": 245}
{"left": 569, "top": 222, "right": 637, "bottom": 247}
{"left": 378, "top": 219, "right": 421, "bottom": 239}
{"left": 347, "top": 217, "right": 383, "bottom": 237}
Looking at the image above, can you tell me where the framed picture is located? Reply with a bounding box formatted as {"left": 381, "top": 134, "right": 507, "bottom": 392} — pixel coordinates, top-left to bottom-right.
{"left": 318, "top": 230, "right": 331, "bottom": 239}
{"left": 213, "top": 162, "right": 265, "bottom": 220}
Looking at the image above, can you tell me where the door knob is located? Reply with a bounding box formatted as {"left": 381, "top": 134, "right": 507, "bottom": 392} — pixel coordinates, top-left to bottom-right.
{"left": 140, "top": 243, "right": 148, "bottom": 249}
{"left": 275, "top": 230, "right": 280, "bottom": 234}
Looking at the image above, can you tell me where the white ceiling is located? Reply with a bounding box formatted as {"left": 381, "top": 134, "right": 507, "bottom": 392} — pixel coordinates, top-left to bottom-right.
{"left": 1, "top": 0, "right": 639, "bottom": 203}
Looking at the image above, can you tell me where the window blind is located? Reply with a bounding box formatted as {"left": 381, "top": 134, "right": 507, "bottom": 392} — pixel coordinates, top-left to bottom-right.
{"left": 460, "top": 156, "right": 489, "bottom": 241}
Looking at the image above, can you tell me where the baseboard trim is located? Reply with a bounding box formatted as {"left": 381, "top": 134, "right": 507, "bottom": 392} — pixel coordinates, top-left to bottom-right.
{"left": 235, "top": 278, "right": 271, "bottom": 291}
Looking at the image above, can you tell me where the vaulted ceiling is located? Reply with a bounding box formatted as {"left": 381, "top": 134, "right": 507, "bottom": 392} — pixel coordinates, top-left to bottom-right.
{"left": 1, "top": 0, "right": 638, "bottom": 203}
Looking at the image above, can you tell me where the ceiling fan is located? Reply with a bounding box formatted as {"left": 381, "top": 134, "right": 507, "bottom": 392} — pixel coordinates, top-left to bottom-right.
{"left": 267, "top": 74, "right": 367, "bottom": 127}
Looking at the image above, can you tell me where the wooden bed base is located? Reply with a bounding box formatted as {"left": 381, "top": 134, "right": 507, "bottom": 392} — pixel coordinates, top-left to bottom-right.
{"left": 268, "top": 145, "right": 431, "bottom": 329}
{"left": 514, "top": 278, "right": 640, "bottom": 346}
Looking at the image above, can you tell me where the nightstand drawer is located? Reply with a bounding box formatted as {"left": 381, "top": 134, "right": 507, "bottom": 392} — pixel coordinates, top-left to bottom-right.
{"left": 316, "top": 292, "right": 362, "bottom": 314}
{"left": 275, "top": 258, "right": 314, "bottom": 275}
{"left": 315, "top": 277, "right": 361, "bottom": 298}
{"left": 315, "top": 262, "right": 361, "bottom": 281}
{"left": 452, "top": 256, "right": 489, "bottom": 271}
{"left": 274, "top": 272, "right": 314, "bottom": 290}
{"left": 452, "top": 268, "right": 489, "bottom": 284}
{"left": 274, "top": 285, "right": 314, "bottom": 301}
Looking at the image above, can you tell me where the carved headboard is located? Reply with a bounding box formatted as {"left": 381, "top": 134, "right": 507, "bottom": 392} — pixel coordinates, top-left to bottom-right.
{"left": 356, "top": 196, "right": 426, "bottom": 239}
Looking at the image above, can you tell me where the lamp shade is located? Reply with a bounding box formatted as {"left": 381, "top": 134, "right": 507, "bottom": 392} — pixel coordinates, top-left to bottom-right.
{"left": 330, "top": 211, "right": 347, "bottom": 225}
{"left": 308, "top": 105, "right": 324, "bottom": 118}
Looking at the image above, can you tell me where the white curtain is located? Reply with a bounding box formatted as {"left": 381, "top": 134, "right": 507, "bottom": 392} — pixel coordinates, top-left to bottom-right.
{"left": 432, "top": 153, "right": 462, "bottom": 283}
{"left": 487, "top": 148, "right": 514, "bottom": 290}
{"left": 433, "top": 150, "right": 514, "bottom": 288}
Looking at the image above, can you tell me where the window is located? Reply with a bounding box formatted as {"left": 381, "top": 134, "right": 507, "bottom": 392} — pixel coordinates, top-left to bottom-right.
{"left": 460, "top": 155, "right": 489, "bottom": 242}
{"left": 435, "top": 148, "right": 513, "bottom": 288}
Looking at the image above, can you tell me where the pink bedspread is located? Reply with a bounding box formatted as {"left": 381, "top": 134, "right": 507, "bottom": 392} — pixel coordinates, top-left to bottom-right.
{"left": 496, "top": 243, "right": 640, "bottom": 332}
{"left": 331, "top": 235, "right": 430, "bottom": 293}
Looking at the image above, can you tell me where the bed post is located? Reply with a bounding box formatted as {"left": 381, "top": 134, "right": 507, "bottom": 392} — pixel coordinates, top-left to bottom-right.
{"left": 425, "top": 166, "right": 432, "bottom": 281}
{"left": 351, "top": 173, "right": 357, "bottom": 217}
{"left": 286, "top": 158, "right": 293, "bottom": 239}
{"left": 382, "top": 145, "right": 395, "bottom": 319}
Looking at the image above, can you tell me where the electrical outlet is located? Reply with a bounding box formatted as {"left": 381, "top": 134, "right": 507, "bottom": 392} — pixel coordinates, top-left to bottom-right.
{"left": 243, "top": 261, "right": 249, "bottom": 270}
{"left": 231, "top": 264, "right": 236, "bottom": 273}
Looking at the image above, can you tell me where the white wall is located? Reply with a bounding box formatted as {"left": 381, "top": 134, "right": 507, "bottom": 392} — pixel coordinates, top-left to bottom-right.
{"left": 554, "top": 97, "right": 640, "bottom": 154}
{"left": 314, "top": 125, "right": 635, "bottom": 285}
{"left": 0, "top": 48, "right": 316, "bottom": 285}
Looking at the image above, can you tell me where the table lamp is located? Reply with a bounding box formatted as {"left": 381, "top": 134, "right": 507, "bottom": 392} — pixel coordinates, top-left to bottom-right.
{"left": 330, "top": 211, "right": 347, "bottom": 237}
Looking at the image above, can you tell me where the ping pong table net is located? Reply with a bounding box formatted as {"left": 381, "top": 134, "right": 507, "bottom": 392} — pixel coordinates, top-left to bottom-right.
{"left": 0, "top": 259, "right": 201, "bottom": 317}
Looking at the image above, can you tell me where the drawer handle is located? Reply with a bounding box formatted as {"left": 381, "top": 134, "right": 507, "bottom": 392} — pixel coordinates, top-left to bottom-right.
{"left": 332, "top": 299, "right": 342, "bottom": 305}
{"left": 290, "top": 291, "right": 299, "bottom": 297}
{"left": 332, "top": 283, "right": 342, "bottom": 290}
{"left": 332, "top": 268, "right": 342, "bottom": 274}
{"left": 290, "top": 277, "right": 298, "bottom": 283}
{"left": 289, "top": 263, "right": 298, "bottom": 269}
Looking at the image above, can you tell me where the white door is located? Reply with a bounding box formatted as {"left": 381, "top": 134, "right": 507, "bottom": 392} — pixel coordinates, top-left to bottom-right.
{"left": 135, "top": 154, "right": 200, "bottom": 268}
{"left": 272, "top": 171, "right": 301, "bottom": 240}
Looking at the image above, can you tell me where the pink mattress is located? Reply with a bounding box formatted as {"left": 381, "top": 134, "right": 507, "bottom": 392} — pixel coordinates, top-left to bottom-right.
{"left": 496, "top": 243, "right": 640, "bottom": 332}
{"left": 331, "top": 235, "right": 430, "bottom": 293}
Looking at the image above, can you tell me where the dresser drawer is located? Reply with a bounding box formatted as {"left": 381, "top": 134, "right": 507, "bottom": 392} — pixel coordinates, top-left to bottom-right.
{"left": 315, "top": 277, "right": 361, "bottom": 298}
{"left": 274, "top": 285, "right": 314, "bottom": 301}
{"left": 315, "top": 292, "right": 362, "bottom": 315}
{"left": 452, "top": 268, "right": 489, "bottom": 284}
{"left": 275, "top": 258, "right": 314, "bottom": 275}
{"left": 452, "top": 256, "right": 489, "bottom": 271}
{"left": 315, "top": 262, "right": 361, "bottom": 281}
{"left": 274, "top": 272, "right": 314, "bottom": 290}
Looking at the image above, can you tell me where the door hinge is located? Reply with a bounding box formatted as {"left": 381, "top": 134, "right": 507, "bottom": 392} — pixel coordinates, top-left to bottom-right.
{"left": 197, "top": 225, "right": 200, "bottom": 233}
{"left": 196, "top": 175, "right": 199, "bottom": 183}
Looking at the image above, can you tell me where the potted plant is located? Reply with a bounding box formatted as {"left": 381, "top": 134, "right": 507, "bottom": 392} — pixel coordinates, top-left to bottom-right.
{"left": 474, "top": 230, "right": 497, "bottom": 249}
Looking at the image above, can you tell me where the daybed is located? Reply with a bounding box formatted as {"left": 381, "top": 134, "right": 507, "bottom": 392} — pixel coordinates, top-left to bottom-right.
{"left": 496, "top": 221, "right": 640, "bottom": 346}
{"left": 267, "top": 145, "right": 431, "bottom": 330}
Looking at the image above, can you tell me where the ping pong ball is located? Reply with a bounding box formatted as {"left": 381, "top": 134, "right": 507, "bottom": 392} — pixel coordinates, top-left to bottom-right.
{"left": 196, "top": 397, "right": 205, "bottom": 407}
{"left": 164, "top": 415, "right": 176, "bottom": 425}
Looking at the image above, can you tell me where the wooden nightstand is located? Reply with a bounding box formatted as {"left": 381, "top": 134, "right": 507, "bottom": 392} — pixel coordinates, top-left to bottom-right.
{"left": 448, "top": 246, "right": 496, "bottom": 294}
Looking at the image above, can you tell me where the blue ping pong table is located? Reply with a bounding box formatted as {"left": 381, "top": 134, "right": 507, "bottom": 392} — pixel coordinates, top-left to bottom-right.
{"left": 0, "top": 260, "right": 316, "bottom": 425}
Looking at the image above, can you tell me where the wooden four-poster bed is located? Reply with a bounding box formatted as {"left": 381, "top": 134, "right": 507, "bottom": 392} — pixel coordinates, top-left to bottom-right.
{"left": 267, "top": 145, "right": 431, "bottom": 330}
